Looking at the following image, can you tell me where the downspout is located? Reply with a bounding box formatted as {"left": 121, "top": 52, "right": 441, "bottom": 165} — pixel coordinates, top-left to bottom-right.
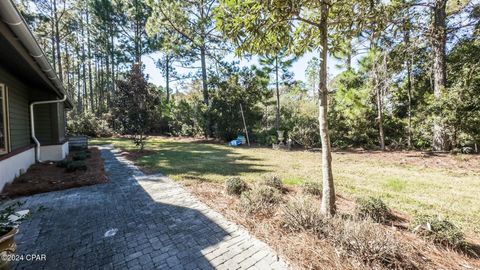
{"left": 30, "top": 95, "right": 67, "bottom": 162}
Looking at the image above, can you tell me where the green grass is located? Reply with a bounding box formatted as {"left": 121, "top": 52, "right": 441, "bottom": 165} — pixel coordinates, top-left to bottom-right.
{"left": 91, "top": 137, "right": 480, "bottom": 234}
{"left": 384, "top": 178, "right": 407, "bottom": 192}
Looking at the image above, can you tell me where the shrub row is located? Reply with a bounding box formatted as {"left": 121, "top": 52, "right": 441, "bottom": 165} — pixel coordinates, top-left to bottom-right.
{"left": 56, "top": 150, "right": 91, "bottom": 172}
{"left": 225, "top": 176, "right": 468, "bottom": 256}
{"left": 281, "top": 196, "right": 408, "bottom": 269}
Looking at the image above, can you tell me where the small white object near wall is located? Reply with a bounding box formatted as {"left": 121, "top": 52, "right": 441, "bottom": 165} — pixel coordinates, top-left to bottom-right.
{"left": 0, "top": 148, "right": 35, "bottom": 191}
{"left": 40, "top": 141, "right": 69, "bottom": 161}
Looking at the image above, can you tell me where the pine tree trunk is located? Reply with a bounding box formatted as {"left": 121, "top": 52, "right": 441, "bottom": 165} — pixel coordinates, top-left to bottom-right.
{"left": 99, "top": 56, "right": 104, "bottom": 114}
{"left": 50, "top": 15, "right": 56, "bottom": 73}
{"left": 86, "top": 1, "right": 94, "bottom": 113}
{"left": 200, "top": 45, "right": 210, "bottom": 137}
{"left": 318, "top": 1, "right": 335, "bottom": 217}
{"left": 406, "top": 57, "right": 413, "bottom": 148}
{"left": 81, "top": 19, "right": 87, "bottom": 112}
{"left": 403, "top": 19, "right": 413, "bottom": 148}
{"left": 134, "top": 0, "right": 142, "bottom": 64}
{"left": 105, "top": 52, "right": 111, "bottom": 109}
{"left": 65, "top": 44, "right": 71, "bottom": 98}
{"left": 371, "top": 46, "right": 385, "bottom": 151}
{"left": 166, "top": 54, "right": 170, "bottom": 103}
{"left": 275, "top": 56, "right": 280, "bottom": 132}
{"left": 76, "top": 55, "right": 83, "bottom": 114}
{"left": 346, "top": 39, "right": 352, "bottom": 70}
{"left": 200, "top": 46, "right": 209, "bottom": 105}
{"left": 376, "top": 87, "right": 385, "bottom": 150}
{"left": 111, "top": 32, "right": 115, "bottom": 93}
{"left": 431, "top": 0, "right": 450, "bottom": 151}
{"left": 53, "top": 0, "right": 63, "bottom": 82}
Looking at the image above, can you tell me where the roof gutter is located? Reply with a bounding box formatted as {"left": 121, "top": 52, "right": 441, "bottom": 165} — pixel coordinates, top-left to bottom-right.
{"left": 30, "top": 95, "right": 67, "bottom": 162}
{"left": 0, "top": 0, "right": 68, "bottom": 101}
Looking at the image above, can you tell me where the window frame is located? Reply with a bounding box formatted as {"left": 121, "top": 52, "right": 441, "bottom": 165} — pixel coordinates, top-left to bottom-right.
{"left": 0, "top": 84, "right": 10, "bottom": 155}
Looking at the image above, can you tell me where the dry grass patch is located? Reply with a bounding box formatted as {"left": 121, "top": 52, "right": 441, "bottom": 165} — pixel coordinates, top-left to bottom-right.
{"left": 240, "top": 185, "right": 282, "bottom": 215}
{"left": 185, "top": 180, "right": 480, "bottom": 270}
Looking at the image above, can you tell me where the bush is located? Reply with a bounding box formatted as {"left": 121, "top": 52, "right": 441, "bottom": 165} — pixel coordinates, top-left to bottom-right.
{"left": 302, "top": 181, "right": 322, "bottom": 196}
{"left": 278, "top": 97, "right": 320, "bottom": 148}
{"left": 240, "top": 185, "right": 282, "bottom": 214}
{"left": 72, "top": 152, "right": 87, "bottom": 161}
{"left": 67, "top": 112, "right": 113, "bottom": 138}
{"left": 56, "top": 159, "right": 69, "bottom": 168}
{"left": 225, "top": 177, "right": 248, "bottom": 195}
{"left": 282, "top": 196, "right": 327, "bottom": 233}
{"left": 411, "top": 215, "right": 466, "bottom": 249}
{"left": 333, "top": 219, "right": 407, "bottom": 268}
{"left": 355, "top": 197, "right": 391, "bottom": 223}
{"left": 66, "top": 160, "right": 87, "bottom": 172}
{"left": 259, "top": 175, "right": 283, "bottom": 190}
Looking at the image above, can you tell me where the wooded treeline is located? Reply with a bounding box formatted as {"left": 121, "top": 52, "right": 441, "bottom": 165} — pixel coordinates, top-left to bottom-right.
{"left": 15, "top": 0, "right": 151, "bottom": 115}
{"left": 15, "top": 0, "right": 480, "bottom": 154}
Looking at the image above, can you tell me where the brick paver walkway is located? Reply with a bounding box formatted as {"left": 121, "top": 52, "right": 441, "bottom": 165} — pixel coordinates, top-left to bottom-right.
{"left": 12, "top": 146, "right": 290, "bottom": 270}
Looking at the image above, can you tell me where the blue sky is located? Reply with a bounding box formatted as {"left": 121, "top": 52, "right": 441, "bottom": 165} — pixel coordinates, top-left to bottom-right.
{"left": 143, "top": 51, "right": 346, "bottom": 90}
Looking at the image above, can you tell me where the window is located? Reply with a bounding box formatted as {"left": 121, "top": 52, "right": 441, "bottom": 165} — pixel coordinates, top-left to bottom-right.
{"left": 0, "top": 84, "right": 8, "bottom": 155}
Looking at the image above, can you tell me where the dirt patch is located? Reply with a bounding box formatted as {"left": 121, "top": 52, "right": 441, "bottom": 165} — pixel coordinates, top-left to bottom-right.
{"left": 184, "top": 181, "right": 480, "bottom": 270}
{"left": 0, "top": 147, "right": 107, "bottom": 199}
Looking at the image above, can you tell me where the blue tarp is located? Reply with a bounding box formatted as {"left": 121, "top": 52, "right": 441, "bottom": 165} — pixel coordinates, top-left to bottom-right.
{"left": 229, "top": 139, "right": 242, "bottom": 146}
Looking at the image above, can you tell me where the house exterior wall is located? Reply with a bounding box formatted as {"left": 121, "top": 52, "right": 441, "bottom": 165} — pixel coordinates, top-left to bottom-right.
{"left": 0, "top": 147, "right": 35, "bottom": 191}
{"left": 33, "top": 103, "right": 54, "bottom": 145}
{"left": 33, "top": 97, "right": 66, "bottom": 146}
{"left": 40, "top": 141, "right": 68, "bottom": 161}
{"left": 0, "top": 65, "right": 31, "bottom": 151}
{"left": 0, "top": 64, "right": 68, "bottom": 191}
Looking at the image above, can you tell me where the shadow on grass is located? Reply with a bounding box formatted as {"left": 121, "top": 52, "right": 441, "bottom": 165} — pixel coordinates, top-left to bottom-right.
{"left": 96, "top": 138, "right": 271, "bottom": 181}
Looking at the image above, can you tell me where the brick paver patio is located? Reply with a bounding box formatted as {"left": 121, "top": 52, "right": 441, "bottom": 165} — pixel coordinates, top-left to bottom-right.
{"left": 11, "top": 146, "right": 290, "bottom": 270}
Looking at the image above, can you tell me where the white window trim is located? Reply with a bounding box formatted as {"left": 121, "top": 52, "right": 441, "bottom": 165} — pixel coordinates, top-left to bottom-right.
{"left": 0, "top": 84, "right": 10, "bottom": 155}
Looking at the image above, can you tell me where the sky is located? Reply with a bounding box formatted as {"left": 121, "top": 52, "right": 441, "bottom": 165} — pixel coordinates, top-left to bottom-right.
{"left": 143, "top": 51, "right": 347, "bottom": 91}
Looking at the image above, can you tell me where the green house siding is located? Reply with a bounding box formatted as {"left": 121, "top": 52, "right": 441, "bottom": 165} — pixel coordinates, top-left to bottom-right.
{"left": 57, "top": 103, "right": 66, "bottom": 142}
{"left": 33, "top": 102, "right": 64, "bottom": 145}
{"left": 1, "top": 64, "right": 67, "bottom": 151}
{"left": 33, "top": 104, "right": 54, "bottom": 145}
{"left": 0, "top": 65, "right": 31, "bottom": 151}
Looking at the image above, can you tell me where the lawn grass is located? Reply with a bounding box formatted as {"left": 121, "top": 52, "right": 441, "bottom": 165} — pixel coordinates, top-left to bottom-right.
{"left": 91, "top": 137, "right": 480, "bottom": 234}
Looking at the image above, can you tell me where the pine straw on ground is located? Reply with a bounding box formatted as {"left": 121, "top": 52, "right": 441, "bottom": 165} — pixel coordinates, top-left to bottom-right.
{"left": 183, "top": 180, "right": 480, "bottom": 270}
{"left": 0, "top": 147, "right": 107, "bottom": 199}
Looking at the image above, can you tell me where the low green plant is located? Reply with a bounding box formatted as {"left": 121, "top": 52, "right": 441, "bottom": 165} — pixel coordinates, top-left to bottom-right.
{"left": 411, "top": 215, "right": 467, "bottom": 249}
{"left": 240, "top": 185, "right": 282, "bottom": 214}
{"left": 301, "top": 181, "right": 322, "bottom": 196}
{"left": 66, "top": 160, "right": 87, "bottom": 172}
{"left": 259, "top": 175, "right": 283, "bottom": 190}
{"left": 355, "top": 196, "right": 391, "bottom": 223}
{"left": 282, "top": 196, "right": 327, "bottom": 233}
{"left": 73, "top": 151, "right": 90, "bottom": 161}
{"left": 225, "top": 177, "right": 248, "bottom": 195}
{"left": 56, "top": 159, "right": 70, "bottom": 168}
